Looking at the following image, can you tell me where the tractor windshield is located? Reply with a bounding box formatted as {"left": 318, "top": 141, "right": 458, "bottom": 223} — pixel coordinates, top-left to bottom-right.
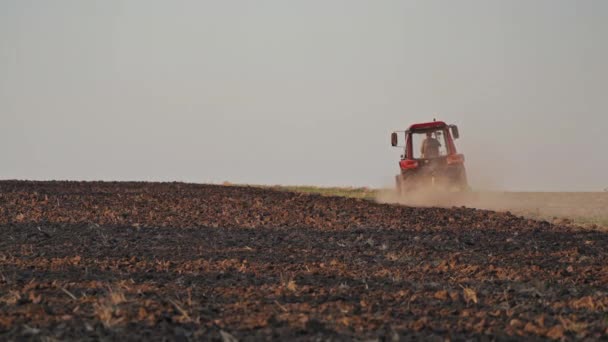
{"left": 412, "top": 130, "right": 448, "bottom": 159}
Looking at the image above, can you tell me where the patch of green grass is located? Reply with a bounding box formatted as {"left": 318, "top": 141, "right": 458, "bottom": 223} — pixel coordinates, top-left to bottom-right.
{"left": 265, "top": 185, "right": 379, "bottom": 200}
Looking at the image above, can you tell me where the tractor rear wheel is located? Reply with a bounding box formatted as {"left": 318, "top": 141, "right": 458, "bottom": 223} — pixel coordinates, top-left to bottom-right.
{"left": 449, "top": 165, "right": 469, "bottom": 191}
{"left": 395, "top": 175, "right": 402, "bottom": 195}
{"left": 396, "top": 173, "right": 417, "bottom": 195}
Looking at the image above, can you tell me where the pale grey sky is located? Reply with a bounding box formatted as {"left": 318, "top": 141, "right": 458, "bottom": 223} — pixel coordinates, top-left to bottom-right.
{"left": 1, "top": 0, "right": 606, "bottom": 191}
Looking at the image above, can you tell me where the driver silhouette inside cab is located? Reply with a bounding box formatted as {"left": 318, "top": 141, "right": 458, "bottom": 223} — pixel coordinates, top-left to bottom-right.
{"left": 421, "top": 132, "right": 441, "bottom": 158}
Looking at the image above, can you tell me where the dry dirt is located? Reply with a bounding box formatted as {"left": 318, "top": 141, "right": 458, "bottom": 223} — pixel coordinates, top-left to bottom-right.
{"left": 377, "top": 189, "right": 608, "bottom": 228}
{"left": 1, "top": 181, "right": 608, "bottom": 341}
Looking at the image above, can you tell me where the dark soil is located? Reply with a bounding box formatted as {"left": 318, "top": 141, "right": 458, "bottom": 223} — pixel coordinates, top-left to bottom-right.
{"left": 1, "top": 181, "right": 607, "bottom": 341}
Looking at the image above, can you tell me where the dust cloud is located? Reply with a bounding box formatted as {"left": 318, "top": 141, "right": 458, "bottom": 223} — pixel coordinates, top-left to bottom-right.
{"left": 378, "top": 129, "right": 607, "bottom": 226}
{"left": 376, "top": 188, "right": 608, "bottom": 227}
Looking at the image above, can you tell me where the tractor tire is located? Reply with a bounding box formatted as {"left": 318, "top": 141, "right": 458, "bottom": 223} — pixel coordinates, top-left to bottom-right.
{"left": 395, "top": 175, "right": 402, "bottom": 196}
{"left": 396, "top": 173, "right": 417, "bottom": 195}
{"left": 450, "top": 165, "right": 469, "bottom": 192}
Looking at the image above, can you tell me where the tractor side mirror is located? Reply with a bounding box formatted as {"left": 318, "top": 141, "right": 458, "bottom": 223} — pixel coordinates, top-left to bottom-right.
{"left": 451, "top": 125, "right": 460, "bottom": 139}
{"left": 391, "top": 132, "right": 398, "bottom": 147}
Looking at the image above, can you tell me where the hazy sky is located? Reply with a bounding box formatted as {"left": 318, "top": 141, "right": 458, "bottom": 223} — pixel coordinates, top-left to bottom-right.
{"left": 1, "top": 0, "right": 607, "bottom": 191}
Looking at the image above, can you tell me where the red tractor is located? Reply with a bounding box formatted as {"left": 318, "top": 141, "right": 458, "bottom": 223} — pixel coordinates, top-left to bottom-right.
{"left": 391, "top": 120, "right": 468, "bottom": 194}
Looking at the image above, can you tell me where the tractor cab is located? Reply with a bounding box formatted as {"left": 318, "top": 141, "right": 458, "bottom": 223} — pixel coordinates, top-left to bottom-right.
{"left": 391, "top": 120, "right": 468, "bottom": 193}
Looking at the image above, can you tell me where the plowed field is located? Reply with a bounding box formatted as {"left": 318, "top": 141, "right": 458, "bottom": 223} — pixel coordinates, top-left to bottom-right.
{"left": 1, "top": 181, "right": 607, "bottom": 340}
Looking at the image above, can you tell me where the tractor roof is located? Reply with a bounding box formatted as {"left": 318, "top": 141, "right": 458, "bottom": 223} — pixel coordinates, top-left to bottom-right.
{"left": 408, "top": 121, "right": 447, "bottom": 132}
